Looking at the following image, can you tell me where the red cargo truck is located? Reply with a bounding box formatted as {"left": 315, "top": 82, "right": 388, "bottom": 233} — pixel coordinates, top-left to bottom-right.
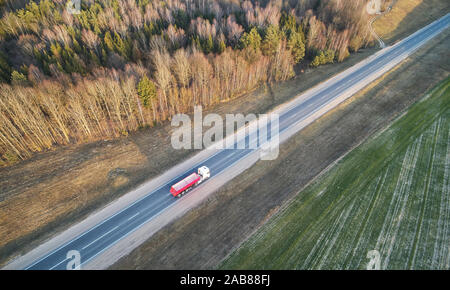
{"left": 170, "top": 166, "right": 210, "bottom": 197}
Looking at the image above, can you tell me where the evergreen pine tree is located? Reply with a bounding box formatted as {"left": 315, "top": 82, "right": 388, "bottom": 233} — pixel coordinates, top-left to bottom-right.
{"left": 240, "top": 27, "right": 261, "bottom": 52}
{"left": 104, "top": 31, "right": 115, "bottom": 52}
{"left": 137, "top": 75, "right": 157, "bottom": 108}
{"left": 10, "top": 70, "right": 28, "bottom": 85}
{"left": 261, "top": 25, "right": 280, "bottom": 57}
{"left": 217, "top": 39, "right": 226, "bottom": 54}
{"left": 204, "top": 35, "right": 214, "bottom": 53}
{"left": 287, "top": 31, "right": 305, "bottom": 63}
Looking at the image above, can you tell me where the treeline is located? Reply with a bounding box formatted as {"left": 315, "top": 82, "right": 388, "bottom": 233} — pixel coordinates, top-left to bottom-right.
{"left": 0, "top": 0, "right": 378, "bottom": 164}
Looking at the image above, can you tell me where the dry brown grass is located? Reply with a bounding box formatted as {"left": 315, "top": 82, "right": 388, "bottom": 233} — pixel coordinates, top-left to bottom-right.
{"left": 0, "top": 141, "right": 147, "bottom": 252}
{"left": 111, "top": 27, "right": 450, "bottom": 270}
{"left": 0, "top": 45, "right": 378, "bottom": 266}
{"left": 373, "top": 0, "right": 450, "bottom": 43}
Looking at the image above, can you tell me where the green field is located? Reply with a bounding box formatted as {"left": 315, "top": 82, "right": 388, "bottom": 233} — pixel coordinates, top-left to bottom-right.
{"left": 220, "top": 77, "right": 450, "bottom": 270}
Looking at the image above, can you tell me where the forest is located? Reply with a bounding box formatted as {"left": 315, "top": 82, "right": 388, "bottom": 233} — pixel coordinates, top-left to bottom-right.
{"left": 0, "top": 0, "right": 386, "bottom": 164}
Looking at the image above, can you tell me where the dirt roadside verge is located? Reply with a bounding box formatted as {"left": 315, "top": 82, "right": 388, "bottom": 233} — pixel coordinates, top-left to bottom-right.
{"left": 0, "top": 43, "right": 379, "bottom": 266}
{"left": 2, "top": 3, "right": 449, "bottom": 266}
{"left": 110, "top": 27, "right": 450, "bottom": 269}
{"left": 373, "top": 0, "right": 450, "bottom": 44}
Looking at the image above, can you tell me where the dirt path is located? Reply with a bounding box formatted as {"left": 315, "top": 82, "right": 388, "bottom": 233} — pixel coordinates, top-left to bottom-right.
{"left": 1, "top": 2, "right": 448, "bottom": 266}
{"left": 0, "top": 45, "right": 378, "bottom": 266}
{"left": 373, "top": 0, "right": 450, "bottom": 44}
{"left": 110, "top": 28, "right": 450, "bottom": 269}
{"left": 368, "top": 0, "right": 396, "bottom": 48}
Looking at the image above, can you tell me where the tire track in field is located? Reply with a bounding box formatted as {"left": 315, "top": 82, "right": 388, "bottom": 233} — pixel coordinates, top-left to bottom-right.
{"left": 344, "top": 168, "right": 390, "bottom": 269}
{"left": 432, "top": 124, "right": 450, "bottom": 269}
{"left": 316, "top": 198, "right": 357, "bottom": 269}
{"left": 408, "top": 118, "right": 441, "bottom": 269}
{"left": 299, "top": 198, "right": 356, "bottom": 269}
{"left": 277, "top": 176, "right": 367, "bottom": 268}
{"left": 375, "top": 134, "right": 423, "bottom": 269}
{"left": 302, "top": 174, "right": 383, "bottom": 269}
{"left": 412, "top": 117, "right": 448, "bottom": 269}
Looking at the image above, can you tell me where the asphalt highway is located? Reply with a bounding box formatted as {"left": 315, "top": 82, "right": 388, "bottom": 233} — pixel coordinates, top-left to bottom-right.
{"left": 23, "top": 13, "right": 450, "bottom": 270}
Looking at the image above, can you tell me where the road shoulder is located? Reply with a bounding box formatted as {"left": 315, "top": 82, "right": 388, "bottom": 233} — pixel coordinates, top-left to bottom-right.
{"left": 111, "top": 26, "right": 450, "bottom": 270}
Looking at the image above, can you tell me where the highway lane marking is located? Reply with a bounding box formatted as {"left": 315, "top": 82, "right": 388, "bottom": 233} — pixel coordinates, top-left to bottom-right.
{"left": 272, "top": 30, "right": 431, "bottom": 143}
{"left": 278, "top": 13, "right": 449, "bottom": 119}
{"left": 77, "top": 198, "right": 173, "bottom": 268}
{"left": 49, "top": 258, "right": 67, "bottom": 270}
{"left": 80, "top": 197, "right": 176, "bottom": 267}
{"left": 82, "top": 225, "right": 119, "bottom": 250}
{"left": 57, "top": 22, "right": 447, "bottom": 266}
{"left": 24, "top": 149, "right": 226, "bottom": 269}
{"left": 135, "top": 194, "right": 174, "bottom": 216}
{"left": 203, "top": 19, "right": 446, "bottom": 171}
{"left": 127, "top": 212, "right": 140, "bottom": 221}
{"left": 22, "top": 15, "right": 450, "bottom": 270}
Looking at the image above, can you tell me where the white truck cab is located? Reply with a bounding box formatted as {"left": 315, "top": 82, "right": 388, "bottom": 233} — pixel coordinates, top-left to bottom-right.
{"left": 198, "top": 166, "right": 210, "bottom": 180}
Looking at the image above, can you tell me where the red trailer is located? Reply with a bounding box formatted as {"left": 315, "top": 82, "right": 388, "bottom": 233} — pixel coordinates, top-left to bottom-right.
{"left": 170, "top": 166, "right": 210, "bottom": 197}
